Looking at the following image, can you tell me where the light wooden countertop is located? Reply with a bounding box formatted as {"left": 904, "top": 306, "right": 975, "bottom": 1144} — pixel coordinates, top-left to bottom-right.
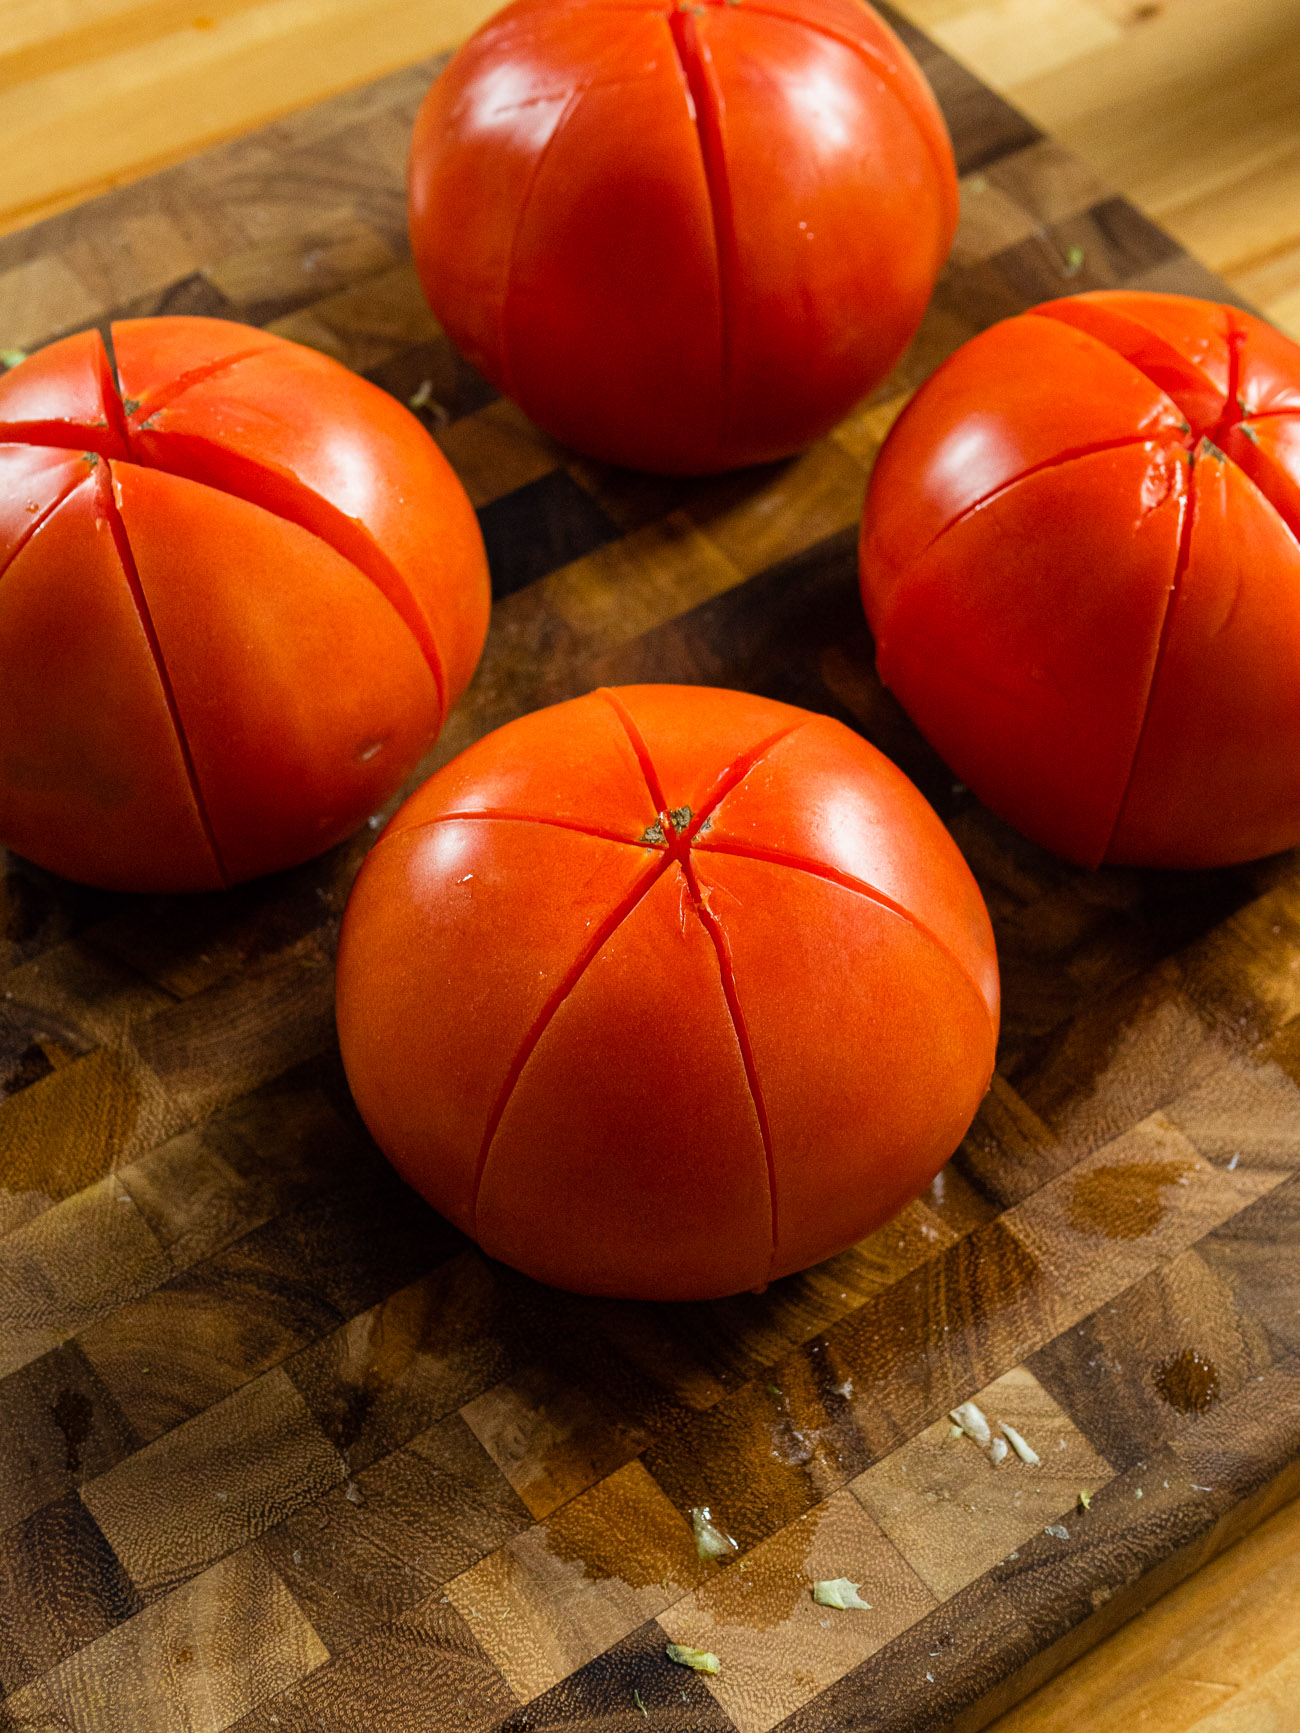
{"left": 2, "top": 0, "right": 1297, "bottom": 340}
{"left": 2, "top": 3, "right": 1299, "bottom": 1729}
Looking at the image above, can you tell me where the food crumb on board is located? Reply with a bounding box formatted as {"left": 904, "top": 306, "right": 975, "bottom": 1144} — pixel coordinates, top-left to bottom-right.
{"left": 812, "top": 1578, "right": 872, "bottom": 1611}
{"left": 1002, "top": 1424, "right": 1040, "bottom": 1466}
{"left": 666, "top": 1643, "right": 721, "bottom": 1675}
{"left": 691, "top": 1506, "right": 739, "bottom": 1561}
{"left": 949, "top": 1401, "right": 991, "bottom": 1446}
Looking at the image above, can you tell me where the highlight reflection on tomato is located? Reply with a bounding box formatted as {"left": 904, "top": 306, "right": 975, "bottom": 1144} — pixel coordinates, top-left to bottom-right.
{"left": 861, "top": 291, "right": 1300, "bottom": 868}
{"left": 408, "top": 0, "right": 959, "bottom": 475}
{"left": 336, "top": 685, "right": 999, "bottom": 1302}
{"left": 0, "top": 318, "right": 489, "bottom": 891}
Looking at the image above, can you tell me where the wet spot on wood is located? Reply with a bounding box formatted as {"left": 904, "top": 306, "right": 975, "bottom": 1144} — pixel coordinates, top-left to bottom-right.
{"left": 1068, "top": 1160, "right": 1194, "bottom": 1239}
{"left": 52, "top": 1388, "right": 95, "bottom": 1473}
{"left": 1154, "top": 1348, "right": 1220, "bottom": 1416}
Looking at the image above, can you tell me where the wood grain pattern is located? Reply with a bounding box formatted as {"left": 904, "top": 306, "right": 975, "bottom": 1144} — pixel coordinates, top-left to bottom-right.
{"left": 903, "top": 0, "right": 1300, "bottom": 339}
{"left": 985, "top": 1476, "right": 1300, "bottom": 1733}
{"left": 3, "top": 1547, "right": 327, "bottom": 1733}
{"left": 1, "top": 14, "right": 1299, "bottom": 1733}
{"left": 0, "top": 0, "right": 502, "bottom": 235}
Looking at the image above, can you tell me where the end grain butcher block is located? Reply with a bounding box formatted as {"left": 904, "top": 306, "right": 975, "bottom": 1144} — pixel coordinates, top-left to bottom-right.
{"left": 0, "top": 13, "right": 1297, "bottom": 1732}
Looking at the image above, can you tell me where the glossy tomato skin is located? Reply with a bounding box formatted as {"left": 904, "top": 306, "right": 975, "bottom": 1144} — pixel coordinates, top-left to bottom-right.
{"left": 408, "top": 0, "right": 958, "bottom": 475}
{"left": 0, "top": 319, "right": 490, "bottom": 892}
{"left": 860, "top": 291, "right": 1300, "bottom": 869}
{"left": 336, "top": 685, "right": 999, "bottom": 1301}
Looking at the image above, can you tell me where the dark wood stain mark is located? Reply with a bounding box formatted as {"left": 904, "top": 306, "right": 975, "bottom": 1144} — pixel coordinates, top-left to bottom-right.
{"left": 51, "top": 1388, "right": 95, "bottom": 1473}
{"left": 1154, "top": 1348, "right": 1221, "bottom": 1416}
{"left": 1068, "top": 1160, "right": 1195, "bottom": 1239}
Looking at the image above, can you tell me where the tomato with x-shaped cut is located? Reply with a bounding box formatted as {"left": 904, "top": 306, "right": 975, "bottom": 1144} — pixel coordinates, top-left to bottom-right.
{"left": 0, "top": 317, "right": 489, "bottom": 891}
{"left": 860, "top": 290, "right": 1300, "bottom": 868}
{"left": 335, "top": 685, "right": 999, "bottom": 1300}
{"left": 408, "top": 0, "right": 958, "bottom": 474}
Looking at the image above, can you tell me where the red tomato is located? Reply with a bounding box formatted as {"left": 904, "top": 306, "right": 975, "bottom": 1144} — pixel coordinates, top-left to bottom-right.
{"left": 0, "top": 319, "right": 489, "bottom": 891}
{"left": 860, "top": 291, "right": 1300, "bottom": 869}
{"left": 407, "top": 0, "right": 958, "bottom": 475}
{"left": 336, "top": 685, "right": 998, "bottom": 1300}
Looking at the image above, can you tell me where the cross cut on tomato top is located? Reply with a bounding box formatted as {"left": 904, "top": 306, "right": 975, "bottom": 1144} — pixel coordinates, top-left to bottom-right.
{"left": 0, "top": 318, "right": 489, "bottom": 891}
{"left": 336, "top": 685, "right": 999, "bottom": 1302}
{"left": 1033, "top": 291, "right": 1300, "bottom": 451}
{"left": 861, "top": 291, "right": 1300, "bottom": 869}
{"left": 408, "top": 0, "right": 958, "bottom": 473}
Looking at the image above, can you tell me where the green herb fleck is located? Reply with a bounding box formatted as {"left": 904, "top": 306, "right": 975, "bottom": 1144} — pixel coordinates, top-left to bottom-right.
{"left": 633, "top": 1688, "right": 648, "bottom": 1717}
{"left": 0, "top": 348, "right": 27, "bottom": 369}
{"left": 82, "top": 452, "right": 100, "bottom": 469}
{"left": 1078, "top": 1489, "right": 1092, "bottom": 1510}
{"left": 666, "top": 1643, "right": 720, "bottom": 1675}
{"left": 408, "top": 380, "right": 449, "bottom": 423}
{"left": 123, "top": 398, "right": 141, "bottom": 416}
{"left": 1062, "top": 245, "right": 1085, "bottom": 276}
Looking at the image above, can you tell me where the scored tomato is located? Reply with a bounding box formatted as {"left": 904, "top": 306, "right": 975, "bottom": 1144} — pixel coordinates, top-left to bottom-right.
{"left": 860, "top": 291, "right": 1300, "bottom": 869}
{"left": 0, "top": 318, "right": 489, "bottom": 892}
{"left": 336, "top": 685, "right": 999, "bottom": 1301}
{"left": 408, "top": 0, "right": 958, "bottom": 475}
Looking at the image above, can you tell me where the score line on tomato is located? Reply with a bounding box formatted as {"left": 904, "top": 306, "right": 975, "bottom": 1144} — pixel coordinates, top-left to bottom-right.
{"left": 336, "top": 685, "right": 999, "bottom": 1302}
{"left": 408, "top": 0, "right": 959, "bottom": 475}
{"left": 0, "top": 318, "right": 490, "bottom": 892}
{"left": 861, "top": 291, "right": 1300, "bottom": 869}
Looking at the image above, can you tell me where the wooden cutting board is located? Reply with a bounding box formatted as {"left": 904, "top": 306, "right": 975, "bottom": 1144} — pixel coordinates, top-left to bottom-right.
{"left": 2, "top": 12, "right": 1299, "bottom": 1732}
